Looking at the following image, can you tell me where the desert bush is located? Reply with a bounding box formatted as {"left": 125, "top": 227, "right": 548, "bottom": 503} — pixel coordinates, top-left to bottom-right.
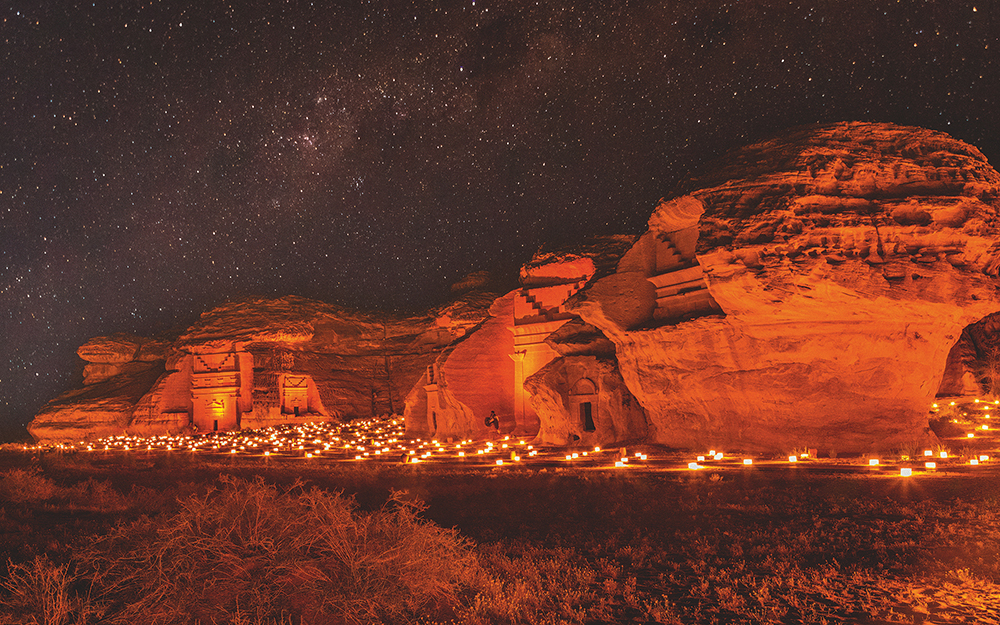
{"left": 82, "top": 475, "right": 477, "bottom": 624}
{"left": 0, "top": 469, "right": 132, "bottom": 514}
{"left": 0, "top": 469, "right": 60, "bottom": 503}
{"left": 0, "top": 556, "right": 102, "bottom": 625}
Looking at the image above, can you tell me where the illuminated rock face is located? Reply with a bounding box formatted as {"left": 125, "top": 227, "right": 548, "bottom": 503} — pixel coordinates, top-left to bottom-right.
{"left": 525, "top": 354, "right": 648, "bottom": 446}
{"left": 570, "top": 122, "right": 1000, "bottom": 452}
{"left": 403, "top": 238, "right": 645, "bottom": 445}
{"left": 32, "top": 123, "right": 1000, "bottom": 453}
{"left": 28, "top": 335, "right": 169, "bottom": 441}
{"left": 406, "top": 293, "right": 518, "bottom": 441}
{"left": 30, "top": 295, "right": 494, "bottom": 441}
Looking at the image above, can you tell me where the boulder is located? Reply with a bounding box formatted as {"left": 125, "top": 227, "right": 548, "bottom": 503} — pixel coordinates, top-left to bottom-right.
{"left": 569, "top": 121, "right": 1000, "bottom": 452}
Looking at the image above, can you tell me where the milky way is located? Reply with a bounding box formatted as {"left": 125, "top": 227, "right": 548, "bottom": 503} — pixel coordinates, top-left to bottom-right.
{"left": 1, "top": 0, "right": 996, "bottom": 437}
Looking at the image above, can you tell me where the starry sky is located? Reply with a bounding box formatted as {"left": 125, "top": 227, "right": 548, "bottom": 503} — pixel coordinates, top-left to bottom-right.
{"left": 1, "top": 0, "right": 996, "bottom": 439}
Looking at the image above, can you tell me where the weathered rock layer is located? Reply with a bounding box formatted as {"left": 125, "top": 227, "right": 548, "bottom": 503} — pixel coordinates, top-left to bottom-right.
{"left": 569, "top": 121, "right": 1000, "bottom": 451}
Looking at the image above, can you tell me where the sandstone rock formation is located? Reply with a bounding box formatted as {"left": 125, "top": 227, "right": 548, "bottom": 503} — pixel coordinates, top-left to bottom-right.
{"left": 29, "top": 294, "right": 495, "bottom": 441}
{"left": 32, "top": 122, "right": 1000, "bottom": 453}
{"left": 567, "top": 122, "right": 1000, "bottom": 452}
{"left": 403, "top": 237, "right": 651, "bottom": 447}
{"left": 403, "top": 122, "right": 1000, "bottom": 452}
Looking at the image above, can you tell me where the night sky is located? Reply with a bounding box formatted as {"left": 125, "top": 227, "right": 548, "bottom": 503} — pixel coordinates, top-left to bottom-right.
{"left": 2, "top": 0, "right": 996, "bottom": 439}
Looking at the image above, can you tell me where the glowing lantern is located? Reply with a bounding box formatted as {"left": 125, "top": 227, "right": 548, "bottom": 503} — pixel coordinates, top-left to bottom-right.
{"left": 869, "top": 459, "right": 879, "bottom": 466}
{"left": 900, "top": 468, "right": 912, "bottom": 477}
{"left": 714, "top": 453, "right": 724, "bottom": 460}
{"left": 594, "top": 446, "right": 601, "bottom": 452}
{"left": 968, "top": 433, "right": 975, "bottom": 438}
{"left": 925, "top": 461, "right": 936, "bottom": 469}
{"left": 982, "top": 425, "right": 990, "bottom": 430}
{"left": 743, "top": 458, "right": 753, "bottom": 465}
{"left": 980, "top": 455, "right": 990, "bottom": 462}
{"left": 698, "top": 455, "right": 706, "bottom": 461}
{"left": 788, "top": 455, "right": 797, "bottom": 462}
{"left": 458, "top": 451, "right": 465, "bottom": 457}
{"left": 688, "top": 462, "right": 701, "bottom": 470}
{"left": 496, "top": 459, "right": 504, "bottom": 466}
{"left": 923, "top": 450, "right": 933, "bottom": 457}
{"left": 615, "top": 461, "right": 625, "bottom": 467}
{"left": 565, "top": 455, "right": 573, "bottom": 460}
{"left": 940, "top": 451, "right": 948, "bottom": 459}
{"left": 572, "top": 452, "right": 579, "bottom": 458}
{"left": 971, "top": 458, "right": 980, "bottom": 465}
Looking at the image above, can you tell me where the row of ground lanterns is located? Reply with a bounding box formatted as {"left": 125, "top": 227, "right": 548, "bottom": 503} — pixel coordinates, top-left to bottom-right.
{"left": 17, "top": 414, "right": 998, "bottom": 475}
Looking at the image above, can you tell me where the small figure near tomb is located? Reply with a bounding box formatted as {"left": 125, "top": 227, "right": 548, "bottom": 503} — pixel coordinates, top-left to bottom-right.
{"left": 484, "top": 410, "right": 500, "bottom": 433}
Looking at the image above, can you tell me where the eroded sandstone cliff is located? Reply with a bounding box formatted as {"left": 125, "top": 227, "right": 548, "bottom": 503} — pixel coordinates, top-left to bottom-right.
{"left": 29, "top": 293, "right": 495, "bottom": 441}
{"left": 32, "top": 122, "right": 1000, "bottom": 453}
{"left": 569, "top": 121, "right": 1000, "bottom": 452}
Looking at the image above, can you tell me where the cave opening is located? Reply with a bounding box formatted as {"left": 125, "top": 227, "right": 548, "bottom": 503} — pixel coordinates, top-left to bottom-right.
{"left": 932, "top": 312, "right": 1000, "bottom": 439}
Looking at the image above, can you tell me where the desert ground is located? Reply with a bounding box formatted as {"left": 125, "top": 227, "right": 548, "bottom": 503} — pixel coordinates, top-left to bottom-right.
{"left": 3, "top": 416, "right": 1000, "bottom": 624}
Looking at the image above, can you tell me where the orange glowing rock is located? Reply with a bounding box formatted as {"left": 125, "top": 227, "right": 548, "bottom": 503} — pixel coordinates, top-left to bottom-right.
{"left": 28, "top": 123, "right": 1000, "bottom": 456}
{"left": 566, "top": 122, "right": 1000, "bottom": 453}
{"left": 29, "top": 293, "right": 494, "bottom": 442}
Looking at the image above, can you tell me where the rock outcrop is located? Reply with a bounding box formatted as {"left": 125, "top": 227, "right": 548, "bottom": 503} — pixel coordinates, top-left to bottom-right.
{"left": 30, "top": 294, "right": 495, "bottom": 441}
{"left": 403, "top": 237, "right": 649, "bottom": 447}
{"left": 32, "top": 122, "right": 1000, "bottom": 453}
{"left": 568, "top": 122, "right": 1000, "bottom": 452}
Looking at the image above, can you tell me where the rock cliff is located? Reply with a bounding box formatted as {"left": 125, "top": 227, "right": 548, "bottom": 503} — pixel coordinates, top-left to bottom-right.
{"left": 29, "top": 294, "right": 495, "bottom": 441}
{"left": 32, "top": 122, "right": 1000, "bottom": 453}
{"left": 569, "top": 121, "right": 1000, "bottom": 452}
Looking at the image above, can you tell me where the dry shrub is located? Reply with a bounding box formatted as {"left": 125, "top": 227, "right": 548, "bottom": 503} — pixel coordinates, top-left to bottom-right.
{"left": 0, "top": 469, "right": 129, "bottom": 513}
{"left": 0, "top": 556, "right": 102, "bottom": 625}
{"left": 458, "top": 542, "right": 607, "bottom": 625}
{"left": 82, "top": 475, "right": 476, "bottom": 624}
{"left": 0, "top": 470, "right": 60, "bottom": 503}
